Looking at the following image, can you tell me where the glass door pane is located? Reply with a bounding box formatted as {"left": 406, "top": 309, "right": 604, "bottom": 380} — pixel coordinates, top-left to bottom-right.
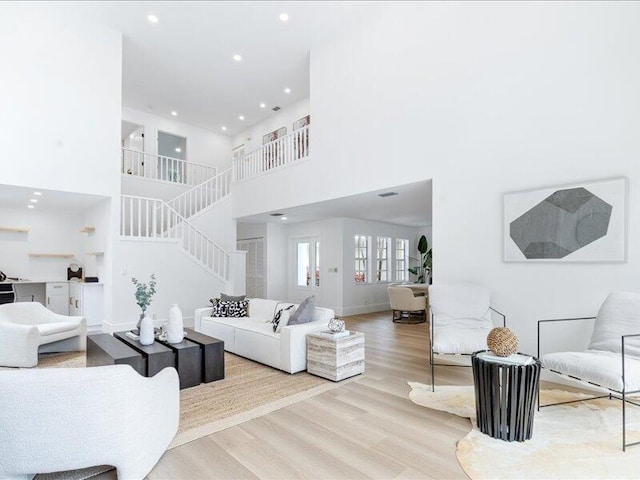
{"left": 297, "top": 242, "right": 311, "bottom": 287}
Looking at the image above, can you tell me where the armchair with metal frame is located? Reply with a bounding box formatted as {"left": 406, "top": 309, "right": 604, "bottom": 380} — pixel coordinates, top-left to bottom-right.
{"left": 537, "top": 292, "right": 640, "bottom": 452}
{"left": 428, "top": 284, "right": 506, "bottom": 391}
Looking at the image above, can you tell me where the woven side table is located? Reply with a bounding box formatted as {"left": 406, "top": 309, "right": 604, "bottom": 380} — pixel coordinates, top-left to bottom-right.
{"left": 471, "top": 351, "right": 541, "bottom": 442}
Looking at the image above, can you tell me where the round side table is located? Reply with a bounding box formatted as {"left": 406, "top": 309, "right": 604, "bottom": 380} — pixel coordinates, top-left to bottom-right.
{"left": 471, "top": 351, "right": 541, "bottom": 442}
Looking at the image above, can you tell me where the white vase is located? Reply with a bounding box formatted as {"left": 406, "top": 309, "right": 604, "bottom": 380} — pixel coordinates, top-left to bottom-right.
{"left": 139, "top": 314, "right": 155, "bottom": 346}
{"left": 167, "top": 304, "right": 184, "bottom": 344}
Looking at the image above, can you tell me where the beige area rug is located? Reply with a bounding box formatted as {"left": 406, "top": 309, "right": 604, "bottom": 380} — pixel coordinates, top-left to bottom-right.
{"left": 26, "top": 352, "right": 348, "bottom": 448}
{"left": 408, "top": 383, "right": 640, "bottom": 480}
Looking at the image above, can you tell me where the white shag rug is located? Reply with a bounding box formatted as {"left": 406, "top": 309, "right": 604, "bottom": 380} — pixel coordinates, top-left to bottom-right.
{"left": 408, "top": 383, "right": 640, "bottom": 480}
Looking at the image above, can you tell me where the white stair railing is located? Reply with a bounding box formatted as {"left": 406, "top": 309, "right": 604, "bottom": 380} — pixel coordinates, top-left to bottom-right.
{"left": 233, "top": 125, "right": 309, "bottom": 182}
{"left": 120, "top": 195, "right": 229, "bottom": 281}
{"left": 167, "top": 168, "right": 232, "bottom": 219}
{"left": 122, "top": 148, "right": 217, "bottom": 186}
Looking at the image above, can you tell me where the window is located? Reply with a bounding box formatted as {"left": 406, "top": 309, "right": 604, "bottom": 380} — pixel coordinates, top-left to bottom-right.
{"left": 297, "top": 242, "right": 311, "bottom": 287}
{"left": 395, "top": 239, "right": 409, "bottom": 281}
{"left": 376, "top": 237, "right": 390, "bottom": 282}
{"left": 315, "top": 241, "right": 320, "bottom": 287}
{"left": 354, "top": 235, "right": 369, "bottom": 283}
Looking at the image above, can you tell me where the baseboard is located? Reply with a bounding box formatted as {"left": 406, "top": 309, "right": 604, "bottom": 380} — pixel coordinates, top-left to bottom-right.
{"left": 103, "top": 315, "right": 194, "bottom": 333}
{"left": 341, "top": 303, "right": 390, "bottom": 317}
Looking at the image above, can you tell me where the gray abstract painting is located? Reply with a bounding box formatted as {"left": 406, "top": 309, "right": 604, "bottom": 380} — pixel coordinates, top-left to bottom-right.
{"left": 509, "top": 187, "right": 613, "bottom": 259}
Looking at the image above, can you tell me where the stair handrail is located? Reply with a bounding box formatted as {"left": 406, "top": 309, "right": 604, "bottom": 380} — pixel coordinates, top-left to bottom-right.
{"left": 121, "top": 148, "right": 218, "bottom": 186}
{"left": 166, "top": 167, "right": 232, "bottom": 218}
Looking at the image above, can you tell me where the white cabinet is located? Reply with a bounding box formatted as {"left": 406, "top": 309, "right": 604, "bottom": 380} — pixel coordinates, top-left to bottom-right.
{"left": 69, "top": 283, "right": 104, "bottom": 328}
{"left": 46, "top": 282, "right": 69, "bottom": 315}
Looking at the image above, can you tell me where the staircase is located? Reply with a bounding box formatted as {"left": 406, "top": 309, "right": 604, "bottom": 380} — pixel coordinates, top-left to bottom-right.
{"left": 120, "top": 195, "right": 230, "bottom": 281}
{"left": 167, "top": 168, "right": 232, "bottom": 219}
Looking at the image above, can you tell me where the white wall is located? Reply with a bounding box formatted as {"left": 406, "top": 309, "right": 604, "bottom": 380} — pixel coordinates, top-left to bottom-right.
{"left": 110, "top": 239, "right": 227, "bottom": 331}
{"left": 232, "top": 98, "right": 310, "bottom": 153}
{"left": 122, "top": 107, "right": 232, "bottom": 171}
{"left": 0, "top": 6, "right": 122, "bottom": 198}
{"left": 233, "top": 2, "right": 640, "bottom": 355}
{"left": 121, "top": 176, "right": 190, "bottom": 202}
{"left": 0, "top": 207, "right": 85, "bottom": 281}
{"left": 189, "top": 197, "right": 237, "bottom": 252}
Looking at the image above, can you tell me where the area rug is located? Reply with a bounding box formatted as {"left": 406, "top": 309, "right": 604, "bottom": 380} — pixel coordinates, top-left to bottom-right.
{"left": 408, "top": 383, "right": 640, "bottom": 480}
{"left": 17, "top": 352, "right": 347, "bottom": 448}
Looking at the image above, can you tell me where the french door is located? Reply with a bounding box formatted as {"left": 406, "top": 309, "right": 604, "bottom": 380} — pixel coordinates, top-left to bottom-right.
{"left": 290, "top": 237, "right": 320, "bottom": 303}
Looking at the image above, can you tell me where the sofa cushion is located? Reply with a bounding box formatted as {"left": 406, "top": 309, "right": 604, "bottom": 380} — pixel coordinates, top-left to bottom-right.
{"left": 273, "top": 305, "right": 295, "bottom": 333}
{"left": 220, "top": 293, "right": 246, "bottom": 302}
{"left": 37, "top": 321, "right": 80, "bottom": 336}
{"left": 432, "top": 317, "right": 492, "bottom": 355}
{"left": 249, "top": 299, "right": 282, "bottom": 320}
{"left": 589, "top": 292, "right": 640, "bottom": 357}
{"left": 211, "top": 300, "right": 249, "bottom": 317}
{"left": 289, "top": 296, "right": 316, "bottom": 325}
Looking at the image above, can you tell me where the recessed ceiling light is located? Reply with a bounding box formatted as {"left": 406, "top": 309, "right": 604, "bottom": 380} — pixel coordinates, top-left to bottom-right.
{"left": 232, "top": 54, "right": 242, "bottom": 62}
{"left": 175, "top": 147, "right": 181, "bottom": 153}
{"left": 377, "top": 191, "right": 399, "bottom": 198}
{"left": 281, "top": 216, "right": 288, "bottom": 221}
{"left": 279, "top": 13, "right": 289, "bottom": 22}
{"left": 147, "top": 14, "right": 159, "bottom": 23}
{"left": 33, "top": 191, "right": 42, "bottom": 196}
{"left": 284, "top": 88, "right": 291, "bottom": 94}
{"left": 30, "top": 199, "right": 38, "bottom": 203}
{"left": 221, "top": 126, "right": 227, "bottom": 131}
{"left": 259, "top": 102, "right": 266, "bottom": 108}
{"left": 239, "top": 115, "right": 245, "bottom": 121}
{"left": 27, "top": 205, "right": 35, "bottom": 209}
{"left": 171, "top": 111, "right": 177, "bottom": 116}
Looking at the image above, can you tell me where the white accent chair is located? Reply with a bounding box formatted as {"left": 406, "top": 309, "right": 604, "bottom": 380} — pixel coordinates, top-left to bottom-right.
{"left": 538, "top": 291, "right": 640, "bottom": 451}
{"left": 428, "top": 284, "right": 506, "bottom": 391}
{"left": 0, "top": 302, "right": 86, "bottom": 368}
{"left": 387, "top": 286, "right": 427, "bottom": 324}
{"left": 0, "top": 365, "right": 179, "bottom": 480}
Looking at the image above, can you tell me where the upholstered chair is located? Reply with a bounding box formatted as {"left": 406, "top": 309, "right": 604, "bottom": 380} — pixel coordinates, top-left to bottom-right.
{"left": 388, "top": 286, "right": 428, "bottom": 324}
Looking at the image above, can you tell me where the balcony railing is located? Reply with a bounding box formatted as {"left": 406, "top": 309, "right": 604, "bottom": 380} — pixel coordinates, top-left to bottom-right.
{"left": 233, "top": 125, "right": 309, "bottom": 182}
{"left": 121, "top": 148, "right": 217, "bottom": 186}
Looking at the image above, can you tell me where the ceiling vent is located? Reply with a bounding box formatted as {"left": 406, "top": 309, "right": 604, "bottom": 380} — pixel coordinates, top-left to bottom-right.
{"left": 272, "top": 106, "right": 281, "bottom": 112}
{"left": 378, "top": 192, "right": 399, "bottom": 198}
{"left": 270, "top": 212, "right": 284, "bottom": 217}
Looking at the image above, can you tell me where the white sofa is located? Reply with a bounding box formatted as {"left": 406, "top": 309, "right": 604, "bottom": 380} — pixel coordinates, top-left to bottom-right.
{"left": 0, "top": 365, "right": 179, "bottom": 480}
{"left": 195, "top": 298, "right": 334, "bottom": 373}
{"left": 0, "top": 302, "right": 87, "bottom": 368}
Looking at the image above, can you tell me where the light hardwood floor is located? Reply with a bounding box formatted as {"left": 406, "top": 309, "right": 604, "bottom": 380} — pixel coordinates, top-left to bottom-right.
{"left": 146, "top": 312, "right": 474, "bottom": 480}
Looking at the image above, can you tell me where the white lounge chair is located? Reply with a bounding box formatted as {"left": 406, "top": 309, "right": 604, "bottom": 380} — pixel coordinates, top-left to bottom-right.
{"left": 0, "top": 302, "right": 86, "bottom": 368}
{"left": 429, "top": 283, "right": 506, "bottom": 391}
{"left": 538, "top": 291, "right": 640, "bottom": 451}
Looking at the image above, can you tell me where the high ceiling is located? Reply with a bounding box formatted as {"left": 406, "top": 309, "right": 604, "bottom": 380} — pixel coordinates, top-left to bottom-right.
{"left": 239, "top": 180, "right": 433, "bottom": 228}
{"left": 48, "top": 1, "right": 382, "bottom": 136}
{"left": 0, "top": 184, "right": 108, "bottom": 214}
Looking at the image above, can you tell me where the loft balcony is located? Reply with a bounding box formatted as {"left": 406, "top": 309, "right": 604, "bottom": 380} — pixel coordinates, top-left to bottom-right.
{"left": 233, "top": 125, "right": 309, "bottom": 182}
{"left": 121, "top": 148, "right": 217, "bottom": 186}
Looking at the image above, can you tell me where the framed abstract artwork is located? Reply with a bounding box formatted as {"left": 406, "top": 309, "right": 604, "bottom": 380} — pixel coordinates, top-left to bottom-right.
{"left": 293, "top": 115, "right": 310, "bottom": 131}
{"left": 503, "top": 178, "right": 627, "bottom": 262}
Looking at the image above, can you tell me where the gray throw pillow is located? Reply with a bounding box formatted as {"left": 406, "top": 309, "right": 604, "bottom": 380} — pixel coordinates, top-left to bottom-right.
{"left": 288, "top": 295, "right": 316, "bottom": 325}
{"left": 220, "top": 293, "right": 246, "bottom": 302}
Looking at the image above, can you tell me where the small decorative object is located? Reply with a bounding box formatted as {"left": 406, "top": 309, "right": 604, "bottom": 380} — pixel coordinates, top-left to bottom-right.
{"left": 167, "top": 304, "right": 184, "bottom": 344}
{"left": 67, "top": 263, "right": 83, "bottom": 281}
{"left": 328, "top": 317, "right": 345, "bottom": 333}
{"left": 132, "top": 274, "right": 157, "bottom": 330}
{"left": 487, "top": 327, "right": 519, "bottom": 357}
{"left": 139, "top": 314, "right": 155, "bottom": 346}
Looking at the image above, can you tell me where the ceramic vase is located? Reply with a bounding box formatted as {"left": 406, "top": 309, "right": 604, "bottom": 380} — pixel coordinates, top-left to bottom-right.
{"left": 139, "top": 314, "right": 155, "bottom": 345}
{"left": 167, "top": 304, "right": 184, "bottom": 344}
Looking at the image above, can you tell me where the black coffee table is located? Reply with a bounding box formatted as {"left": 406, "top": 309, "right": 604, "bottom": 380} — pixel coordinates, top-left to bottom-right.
{"left": 87, "top": 329, "right": 225, "bottom": 389}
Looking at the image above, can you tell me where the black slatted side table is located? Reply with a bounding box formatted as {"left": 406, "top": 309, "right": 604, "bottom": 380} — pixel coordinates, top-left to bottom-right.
{"left": 471, "top": 351, "right": 541, "bottom": 442}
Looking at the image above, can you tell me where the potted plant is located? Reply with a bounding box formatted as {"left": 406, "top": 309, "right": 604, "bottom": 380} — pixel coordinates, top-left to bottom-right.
{"left": 132, "top": 274, "right": 157, "bottom": 344}
{"left": 408, "top": 235, "right": 432, "bottom": 284}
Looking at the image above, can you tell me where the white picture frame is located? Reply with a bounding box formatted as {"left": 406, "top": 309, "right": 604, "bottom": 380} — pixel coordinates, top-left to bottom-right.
{"left": 503, "top": 177, "right": 628, "bottom": 262}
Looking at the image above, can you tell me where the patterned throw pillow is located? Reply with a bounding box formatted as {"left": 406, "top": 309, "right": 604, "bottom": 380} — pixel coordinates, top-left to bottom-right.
{"left": 209, "top": 298, "right": 220, "bottom": 307}
{"left": 273, "top": 304, "right": 296, "bottom": 333}
{"left": 211, "top": 299, "right": 249, "bottom": 318}
{"left": 220, "top": 293, "right": 246, "bottom": 302}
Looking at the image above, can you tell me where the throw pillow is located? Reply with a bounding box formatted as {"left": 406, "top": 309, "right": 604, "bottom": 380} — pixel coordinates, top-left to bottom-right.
{"left": 209, "top": 298, "right": 220, "bottom": 307}
{"left": 272, "top": 304, "right": 296, "bottom": 333}
{"left": 211, "top": 299, "right": 249, "bottom": 318}
{"left": 288, "top": 295, "right": 316, "bottom": 326}
{"left": 220, "top": 293, "right": 246, "bottom": 302}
